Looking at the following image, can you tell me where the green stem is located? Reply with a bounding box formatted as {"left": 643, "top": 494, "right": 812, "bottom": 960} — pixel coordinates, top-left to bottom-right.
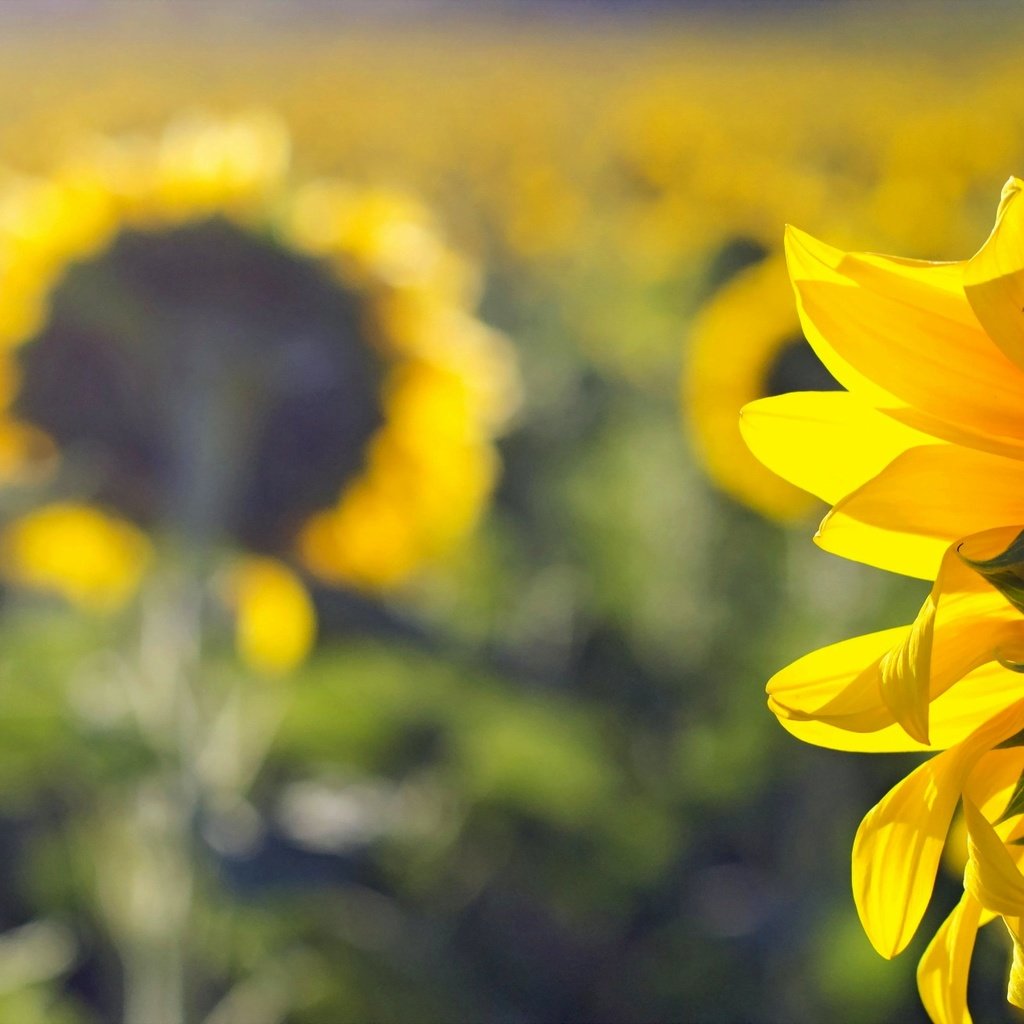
{"left": 116, "top": 570, "right": 203, "bottom": 1024}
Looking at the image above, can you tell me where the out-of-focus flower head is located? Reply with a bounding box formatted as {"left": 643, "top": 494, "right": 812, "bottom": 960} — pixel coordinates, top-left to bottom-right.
{"left": 684, "top": 252, "right": 838, "bottom": 521}
{"left": 0, "top": 112, "right": 519, "bottom": 672}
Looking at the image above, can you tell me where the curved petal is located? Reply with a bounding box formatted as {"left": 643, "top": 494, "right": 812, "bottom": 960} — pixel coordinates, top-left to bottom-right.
{"left": 878, "top": 540, "right": 1021, "bottom": 744}
{"left": 964, "top": 749, "right": 1024, "bottom": 825}
{"left": 786, "top": 225, "right": 1024, "bottom": 446}
{"left": 964, "top": 177, "right": 1024, "bottom": 373}
{"left": 739, "top": 391, "right": 937, "bottom": 506}
{"left": 772, "top": 662, "right": 1024, "bottom": 753}
{"left": 964, "top": 797, "right": 1024, "bottom": 918}
{"left": 961, "top": 798, "right": 1024, "bottom": 1011}
{"left": 816, "top": 445, "right": 1024, "bottom": 579}
{"left": 767, "top": 626, "right": 907, "bottom": 737}
{"left": 1008, "top": 919, "right": 1024, "bottom": 1011}
{"left": 854, "top": 749, "right": 965, "bottom": 958}
{"left": 916, "top": 894, "right": 981, "bottom": 1024}
{"left": 854, "top": 701, "right": 1024, "bottom": 958}
{"left": 768, "top": 541, "right": 1023, "bottom": 750}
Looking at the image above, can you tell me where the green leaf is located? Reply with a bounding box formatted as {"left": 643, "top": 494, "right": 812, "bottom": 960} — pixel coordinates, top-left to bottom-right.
{"left": 959, "top": 528, "right": 1024, "bottom": 615}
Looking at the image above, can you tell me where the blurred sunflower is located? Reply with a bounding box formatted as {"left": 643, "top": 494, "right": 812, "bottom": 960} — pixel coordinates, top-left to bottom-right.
{"left": 684, "top": 252, "right": 839, "bottom": 520}
{"left": 0, "top": 113, "right": 518, "bottom": 672}
{"left": 742, "top": 178, "right": 1024, "bottom": 1022}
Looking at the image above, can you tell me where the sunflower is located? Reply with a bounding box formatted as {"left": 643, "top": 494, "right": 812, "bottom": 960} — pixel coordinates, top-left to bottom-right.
{"left": 0, "top": 113, "right": 517, "bottom": 672}
{"left": 684, "top": 252, "right": 839, "bottom": 520}
{"left": 741, "top": 178, "right": 1024, "bottom": 1022}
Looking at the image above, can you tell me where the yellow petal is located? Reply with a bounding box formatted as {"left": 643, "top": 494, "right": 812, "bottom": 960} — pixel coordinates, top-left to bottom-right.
{"left": 739, "top": 391, "right": 936, "bottom": 506}
{"left": 768, "top": 543, "right": 1021, "bottom": 750}
{"left": 878, "top": 597, "right": 935, "bottom": 745}
{"left": 964, "top": 749, "right": 1024, "bottom": 825}
{"left": 963, "top": 797, "right": 1024, "bottom": 918}
{"left": 878, "top": 540, "right": 1020, "bottom": 745}
{"left": 786, "top": 225, "right": 1024, "bottom": 446}
{"left": 916, "top": 893, "right": 981, "bottom": 1024}
{"left": 773, "top": 662, "right": 1024, "bottom": 753}
{"left": 854, "top": 701, "right": 1024, "bottom": 958}
{"left": 1006, "top": 916, "right": 1024, "bottom": 1010}
{"left": 963, "top": 177, "right": 1024, "bottom": 373}
{"left": 854, "top": 751, "right": 967, "bottom": 958}
{"left": 767, "top": 626, "right": 906, "bottom": 735}
{"left": 816, "top": 444, "right": 1024, "bottom": 579}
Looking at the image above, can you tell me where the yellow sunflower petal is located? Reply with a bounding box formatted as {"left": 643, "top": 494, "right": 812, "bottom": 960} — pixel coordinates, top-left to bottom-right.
{"left": 739, "top": 391, "right": 935, "bottom": 506}
{"left": 854, "top": 701, "right": 1024, "bottom": 959}
{"left": 772, "top": 662, "right": 1024, "bottom": 753}
{"left": 768, "top": 543, "right": 1021, "bottom": 750}
{"left": 816, "top": 444, "right": 1024, "bottom": 579}
{"left": 786, "top": 225, "right": 1024, "bottom": 445}
{"left": 854, "top": 750, "right": 964, "bottom": 958}
{"left": 960, "top": 803, "right": 1024, "bottom": 1009}
{"left": 1007, "top": 917, "right": 1024, "bottom": 1010}
{"left": 878, "top": 541, "right": 1021, "bottom": 745}
{"left": 963, "top": 797, "right": 1024, "bottom": 918}
{"left": 963, "top": 177, "right": 1024, "bottom": 373}
{"left": 767, "top": 626, "right": 905, "bottom": 735}
{"left": 916, "top": 893, "right": 982, "bottom": 1024}
{"left": 878, "top": 600, "right": 935, "bottom": 745}
{"left": 964, "top": 749, "right": 1024, "bottom": 825}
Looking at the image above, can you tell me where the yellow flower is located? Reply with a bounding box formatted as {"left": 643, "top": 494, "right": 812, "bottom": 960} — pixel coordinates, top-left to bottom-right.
{"left": 224, "top": 556, "right": 316, "bottom": 676}
{"left": 0, "top": 114, "right": 517, "bottom": 671}
{"left": 685, "top": 253, "right": 838, "bottom": 521}
{"left": 2, "top": 502, "right": 149, "bottom": 613}
{"left": 742, "top": 179, "right": 1024, "bottom": 1022}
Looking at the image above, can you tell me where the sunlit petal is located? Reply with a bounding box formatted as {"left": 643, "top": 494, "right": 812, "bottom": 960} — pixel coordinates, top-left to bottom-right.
{"left": 816, "top": 445, "right": 1024, "bottom": 579}
{"left": 739, "top": 391, "right": 936, "bottom": 505}
{"left": 964, "top": 177, "right": 1024, "bottom": 373}
{"left": 768, "top": 540, "right": 1022, "bottom": 748}
{"left": 963, "top": 797, "right": 1024, "bottom": 918}
{"left": 772, "top": 662, "right": 1024, "bottom": 753}
{"left": 854, "top": 751, "right": 967, "bottom": 958}
{"left": 786, "top": 225, "right": 1024, "bottom": 445}
{"left": 916, "top": 893, "right": 981, "bottom": 1024}
{"left": 854, "top": 701, "right": 1024, "bottom": 958}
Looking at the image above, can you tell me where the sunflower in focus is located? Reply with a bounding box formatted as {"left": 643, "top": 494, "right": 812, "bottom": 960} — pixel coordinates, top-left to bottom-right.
{"left": 741, "top": 178, "right": 1024, "bottom": 1022}
{"left": 685, "top": 251, "right": 839, "bottom": 520}
{"left": 0, "top": 114, "right": 517, "bottom": 673}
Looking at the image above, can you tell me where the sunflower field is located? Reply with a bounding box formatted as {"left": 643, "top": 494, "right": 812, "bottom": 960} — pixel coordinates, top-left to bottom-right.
{"left": 0, "top": 5, "right": 1019, "bottom": 1023}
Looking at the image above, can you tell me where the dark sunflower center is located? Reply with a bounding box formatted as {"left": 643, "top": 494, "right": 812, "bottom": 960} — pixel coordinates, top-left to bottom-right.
{"left": 762, "top": 334, "right": 841, "bottom": 398}
{"left": 14, "top": 217, "right": 385, "bottom": 552}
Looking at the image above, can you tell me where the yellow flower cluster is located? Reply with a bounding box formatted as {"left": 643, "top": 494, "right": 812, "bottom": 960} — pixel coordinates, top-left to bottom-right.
{"left": 0, "top": 26, "right": 1016, "bottom": 271}
{"left": 743, "top": 180, "right": 1024, "bottom": 1022}
{"left": 0, "top": 26, "right": 1019, "bottom": 444}
{"left": 0, "top": 113, "right": 517, "bottom": 672}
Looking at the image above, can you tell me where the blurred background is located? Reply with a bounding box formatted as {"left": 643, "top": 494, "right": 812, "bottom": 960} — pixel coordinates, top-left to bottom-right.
{"left": 0, "top": 2, "right": 1016, "bottom": 1022}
